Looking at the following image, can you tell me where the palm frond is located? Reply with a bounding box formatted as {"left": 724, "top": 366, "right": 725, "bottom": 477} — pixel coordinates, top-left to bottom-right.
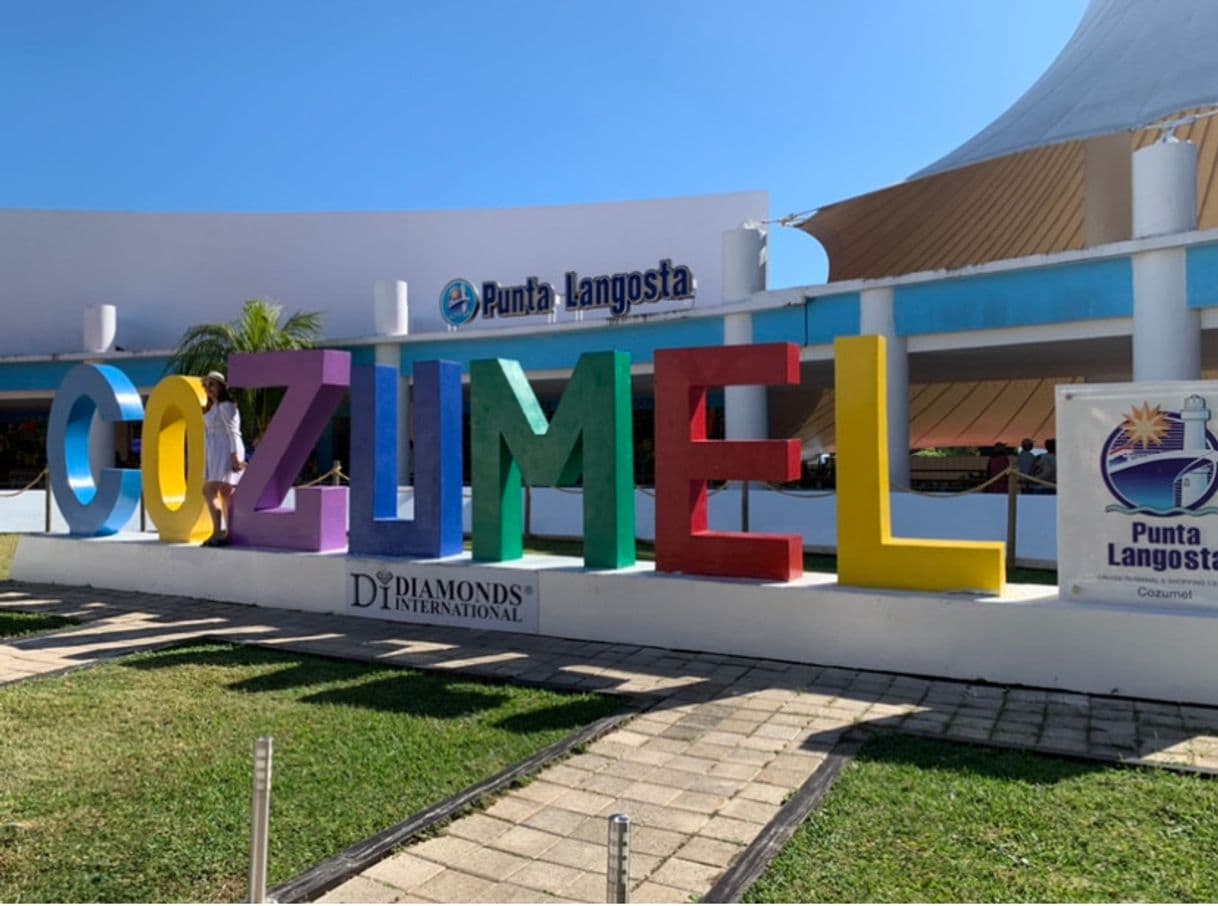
{"left": 165, "top": 297, "right": 326, "bottom": 441}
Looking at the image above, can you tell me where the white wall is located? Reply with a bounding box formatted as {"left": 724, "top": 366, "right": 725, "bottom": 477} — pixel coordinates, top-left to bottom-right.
{"left": 13, "top": 536, "right": 1217, "bottom": 704}
{"left": 0, "top": 192, "right": 767, "bottom": 356}
{"left": 525, "top": 487, "right": 1058, "bottom": 565}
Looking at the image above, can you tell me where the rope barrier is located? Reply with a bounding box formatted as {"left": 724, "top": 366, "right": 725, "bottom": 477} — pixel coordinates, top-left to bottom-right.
{"left": 763, "top": 484, "right": 837, "bottom": 498}
{"left": 891, "top": 465, "right": 1058, "bottom": 497}
{"left": 295, "top": 465, "right": 347, "bottom": 488}
{"left": 323, "top": 468, "right": 1056, "bottom": 498}
{"left": 891, "top": 465, "right": 1016, "bottom": 497}
{"left": 0, "top": 468, "right": 49, "bottom": 498}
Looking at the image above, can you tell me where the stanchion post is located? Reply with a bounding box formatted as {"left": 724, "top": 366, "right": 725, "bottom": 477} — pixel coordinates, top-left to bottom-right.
{"left": 741, "top": 479, "right": 750, "bottom": 533}
{"left": 331, "top": 459, "right": 342, "bottom": 486}
{"left": 249, "top": 736, "right": 273, "bottom": 904}
{"left": 139, "top": 493, "right": 147, "bottom": 533}
{"left": 43, "top": 470, "right": 51, "bottom": 533}
{"left": 1006, "top": 466, "right": 1018, "bottom": 572}
{"left": 606, "top": 813, "right": 630, "bottom": 903}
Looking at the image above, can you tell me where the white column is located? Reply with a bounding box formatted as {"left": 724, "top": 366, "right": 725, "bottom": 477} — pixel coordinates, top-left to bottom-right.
{"left": 723, "top": 313, "right": 767, "bottom": 441}
{"left": 374, "top": 280, "right": 409, "bottom": 336}
{"left": 375, "top": 343, "right": 411, "bottom": 483}
{"left": 721, "top": 227, "right": 769, "bottom": 446}
{"left": 1132, "top": 140, "right": 1199, "bottom": 380}
{"left": 722, "top": 227, "right": 766, "bottom": 301}
{"left": 722, "top": 227, "right": 769, "bottom": 531}
{"left": 859, "top": 287, "right": 910, "bottom": 488}
{"left": 83, "top": 304, "right": 117, "bottom": 354}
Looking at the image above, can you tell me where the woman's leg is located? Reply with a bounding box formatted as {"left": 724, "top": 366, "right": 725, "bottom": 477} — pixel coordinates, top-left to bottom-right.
{"left": 216, "top": 484, "right": 234, "bottom": 536}
{"left": 202, "top": 481, "right": 222, "bottom": 539}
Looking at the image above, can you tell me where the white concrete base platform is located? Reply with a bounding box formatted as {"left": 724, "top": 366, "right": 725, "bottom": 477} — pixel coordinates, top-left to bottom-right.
{"left": 12, "top": 533, "right": 1218, "bottom": 706}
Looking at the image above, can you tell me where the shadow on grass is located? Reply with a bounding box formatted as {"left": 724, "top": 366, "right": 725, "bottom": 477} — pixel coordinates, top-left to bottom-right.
{"left": 493, "top": 696, "right": 624, "bottom": 733}
{"left": 301, "top": 672, "right": 510, "bottom": 717}
{"left": 851, "top": 732, "right": 1107, "bottom": 785}
{"left": 124, "top": 642, "right": 515, "bottom": 718}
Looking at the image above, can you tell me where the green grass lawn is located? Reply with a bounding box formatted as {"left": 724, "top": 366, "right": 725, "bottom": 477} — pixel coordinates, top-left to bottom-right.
{"left": 746, "top": 734, "right": 1218, "bottom": 903}
{"left": 0, "top": 533, "right": 16, "bottom": 580}
{"left": 0, "top": 641, "right": 621, "bottom": 903}
{"left": 0, "top": 610, "right": 74, "bottom": 639}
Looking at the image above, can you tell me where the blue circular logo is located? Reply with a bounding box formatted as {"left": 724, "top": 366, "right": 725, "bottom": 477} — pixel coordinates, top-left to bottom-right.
{"left": 440, "top": 279, "right": 479, "bottom": 327}
{"left": 1100, "top": 396, "right": 1218, "bottom": 513}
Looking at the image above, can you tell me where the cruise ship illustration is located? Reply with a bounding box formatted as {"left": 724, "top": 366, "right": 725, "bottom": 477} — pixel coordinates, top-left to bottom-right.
{"left": 1106, "top": 396, "right": 1218, "bottom": 511}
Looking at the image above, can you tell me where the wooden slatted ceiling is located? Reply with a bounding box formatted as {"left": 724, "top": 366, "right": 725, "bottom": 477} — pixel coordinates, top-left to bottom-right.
{"left": 787, "top": 377, "right": 1084, "bottom": 455}
{"left": 800, "top": 111, "right": 1218, "bottom": 282}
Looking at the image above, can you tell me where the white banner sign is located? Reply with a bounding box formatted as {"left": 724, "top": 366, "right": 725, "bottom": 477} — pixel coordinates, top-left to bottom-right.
{"left": 343, "top": 560, "right": 540, "bottom": 633}
{"left": 1058, "top": 381, "right": 1218, "bottom": 608}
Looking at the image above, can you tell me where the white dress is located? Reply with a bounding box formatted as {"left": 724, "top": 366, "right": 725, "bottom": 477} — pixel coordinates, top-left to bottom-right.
{"left": 204, "top": 400, "right": 245, "bottom": 485}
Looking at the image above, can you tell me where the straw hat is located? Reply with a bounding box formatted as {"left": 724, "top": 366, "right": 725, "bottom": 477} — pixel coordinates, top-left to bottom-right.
{"left": 204, "top": 370, "right": 227, "bottom": 386}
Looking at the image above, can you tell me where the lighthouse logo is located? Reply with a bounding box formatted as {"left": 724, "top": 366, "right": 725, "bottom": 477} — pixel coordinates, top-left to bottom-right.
{"left": 440, "top": 279, "right": 479, "bottom": 327}
{"left": 1100, "top": 395, "right": 1218, "bottom": 514}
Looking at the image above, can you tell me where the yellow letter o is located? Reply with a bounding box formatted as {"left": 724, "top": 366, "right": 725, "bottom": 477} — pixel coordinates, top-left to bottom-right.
{"left": 141, "top": 376, "right": 212, "bottom": 543}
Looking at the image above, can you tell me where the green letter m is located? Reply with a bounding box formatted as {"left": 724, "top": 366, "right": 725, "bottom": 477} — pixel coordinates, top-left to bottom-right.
{"left": 471, "top": 351, "right": 635, "bottom": 568}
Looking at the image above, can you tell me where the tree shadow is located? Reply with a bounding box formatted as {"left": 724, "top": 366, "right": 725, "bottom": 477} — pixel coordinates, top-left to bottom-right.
{"left": 494, "top": 696, "right": 627, "bottom": 734}
{"left": 121, "top": 641, "right": 295, "bottom": 674}
{"left": 300, "top": 672, "right": 511, "bottom": 718}
{"left": 842, "top": 729, "right": 1108, "bottom": 785}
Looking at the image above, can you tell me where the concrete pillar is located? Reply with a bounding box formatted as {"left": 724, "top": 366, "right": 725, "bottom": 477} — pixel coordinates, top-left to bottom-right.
{"left": 375, "top": 343, "right": 411, "bottom": 484}
{"left": 859, "top": 287, "right": 910, "bottom": 488}
{"left": 723, "top": 313, "right": 767, "bottom": 442}
{"left": 374, "top": 280, "right": 409, "bottom": 336}
{"left": 1131, "top": 140, "right": 1199, "bottom": 380}
{"left": 84, "top": 304, "right": 117, "bottom": 354}
{"left": 722, "top": 227, "right": 767, "bottom": 301}
{"left": 722, "top": 226, "right": 769, "bottom": 446}
{"left": 722, "top": 227, "right": 769, "bottom": 530}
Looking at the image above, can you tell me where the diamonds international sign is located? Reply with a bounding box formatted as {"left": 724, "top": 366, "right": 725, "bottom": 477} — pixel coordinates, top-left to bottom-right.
{"left": 346, "top": 561, "right": 541, "bottom": 633}
{"left": 1058, "top": 382, "right": 1218, "bottom": 608}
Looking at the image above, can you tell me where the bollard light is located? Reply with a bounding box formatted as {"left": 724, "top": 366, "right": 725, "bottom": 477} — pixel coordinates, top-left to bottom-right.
{"left": 606, "top": 813, "right": 630, "bottom": 903}
{"left": 249, "top": 736, "right": 273, "bottom": 904}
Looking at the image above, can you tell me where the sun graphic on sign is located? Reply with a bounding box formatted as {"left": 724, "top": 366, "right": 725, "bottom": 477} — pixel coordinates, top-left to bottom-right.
{"left": 1120, "top": 401, "right": 1171, "bottom": 448}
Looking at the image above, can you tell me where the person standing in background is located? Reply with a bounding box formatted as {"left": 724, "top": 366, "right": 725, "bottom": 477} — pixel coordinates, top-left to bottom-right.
{"left": 1017, "top": 438, "right": 1037, "bottom": 492}
{"left": 986, "top": 442, "right": 1012, "bottom": 493}
{"left": 1033, "top": 438, "right": 1057, "bottom": 493}
{"left": 201, "top": 371, "right": 246, "bottom": 546}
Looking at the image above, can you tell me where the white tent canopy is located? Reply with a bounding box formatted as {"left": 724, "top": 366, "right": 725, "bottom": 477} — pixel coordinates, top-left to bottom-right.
{"left": 914, "top": 0, "right": 1218, "bottom": 179}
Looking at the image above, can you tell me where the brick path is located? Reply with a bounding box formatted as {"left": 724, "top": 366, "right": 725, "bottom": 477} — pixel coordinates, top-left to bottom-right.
{"left": 3, "top": 581, "right": 1218, "bottom": 903}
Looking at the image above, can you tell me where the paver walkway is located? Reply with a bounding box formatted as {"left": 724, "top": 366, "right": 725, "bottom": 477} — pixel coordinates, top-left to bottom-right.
{"left": 4, "top": 580, "right": 1218, "bottom": 903}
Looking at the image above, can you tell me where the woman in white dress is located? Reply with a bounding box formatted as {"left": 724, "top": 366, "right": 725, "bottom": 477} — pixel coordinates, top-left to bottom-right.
{"left": 201, "top": 371, "right": 246, "bottom": 546}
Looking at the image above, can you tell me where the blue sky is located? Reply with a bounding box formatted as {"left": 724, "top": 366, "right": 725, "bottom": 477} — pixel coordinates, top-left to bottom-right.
{"left": 1, "top": 1, "right": 1088, "bottom": 287}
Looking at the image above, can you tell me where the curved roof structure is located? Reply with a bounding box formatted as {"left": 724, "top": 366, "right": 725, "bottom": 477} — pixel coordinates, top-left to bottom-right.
{"left": 799, "top": 0, "right": 1218, "bottom": 282}
{"left": 914, "top": 0, "right": 1218, "bottom": 178}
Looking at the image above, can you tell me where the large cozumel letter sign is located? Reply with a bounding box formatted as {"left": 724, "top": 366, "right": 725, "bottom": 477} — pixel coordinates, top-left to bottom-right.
{"left": 46, "top": 338, "right": 1006, "bottom": 593}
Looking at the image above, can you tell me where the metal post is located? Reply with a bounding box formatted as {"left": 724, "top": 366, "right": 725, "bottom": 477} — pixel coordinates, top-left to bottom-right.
{"left": 606, "top": 813, "right": 630, "bottom": 903}
{"left": 331, "top": 459, "right": 342, "bottom": 486}
{"left": 249, "top": 736, "right": 273, "bottom": 904}
{"left": 1006, "top": 463, "right": 1018, "bottom": 572}
{"left": 43, "top": 471, "right": 51, "bottom": 533}
{"left": 741, "top": 479, "right": 750, "bottom": 533}
{"left": 139, "top": 493, "right": 147, "bottom": 533}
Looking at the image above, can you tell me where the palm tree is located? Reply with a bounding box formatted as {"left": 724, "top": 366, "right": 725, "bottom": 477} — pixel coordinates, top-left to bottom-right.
{"left": 167, "top": 299, "right": 323, "bottom": 444}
